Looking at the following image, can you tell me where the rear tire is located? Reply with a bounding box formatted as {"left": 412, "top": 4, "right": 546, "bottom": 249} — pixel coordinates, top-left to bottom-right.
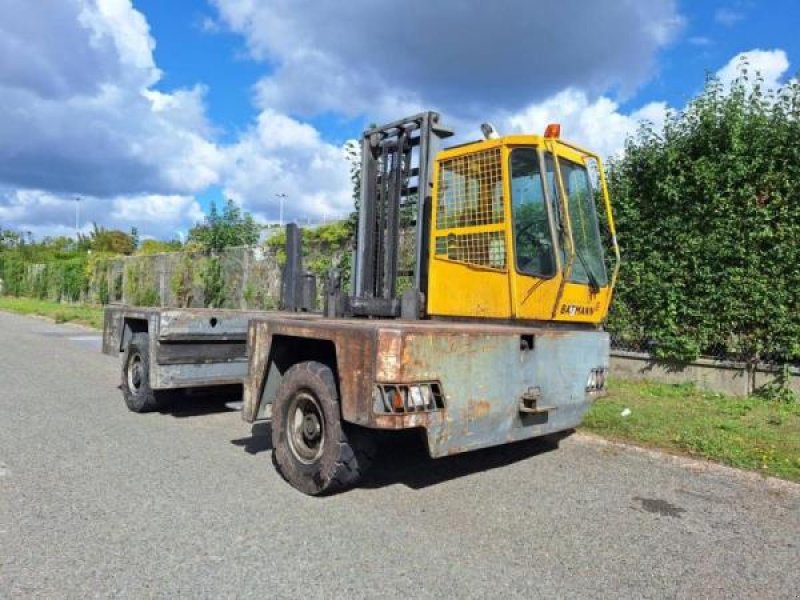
{"left": 121, "top": 332, "right": 164, "bottom": 413}
{"left": 271, "top": 361, "right": 375, "bottom": 495}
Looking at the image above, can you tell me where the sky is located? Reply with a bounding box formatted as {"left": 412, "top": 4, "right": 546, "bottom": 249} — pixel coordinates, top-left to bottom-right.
{"left": 0, "top": 0, "right": 798, "bottom": 241}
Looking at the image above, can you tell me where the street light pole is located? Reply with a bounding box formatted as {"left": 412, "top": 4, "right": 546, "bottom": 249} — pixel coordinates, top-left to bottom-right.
{"left": 275, "top": 193, "right": 287, "bottom": 227}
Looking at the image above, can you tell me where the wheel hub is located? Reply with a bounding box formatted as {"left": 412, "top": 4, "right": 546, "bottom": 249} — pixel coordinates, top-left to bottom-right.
{"left": 303, "top": 413, "right": 321, "bottom": 439}
{"left": 128, "top": 354, "right": 143, "bottom": 391}
{"left": 287, "top": 392, "right": 325, "bottom": 464}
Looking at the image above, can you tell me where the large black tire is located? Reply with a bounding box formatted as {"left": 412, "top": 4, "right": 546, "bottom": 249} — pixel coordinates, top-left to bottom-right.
{"left": 271, "top": 361, "right": 376, "bottom": 495}
{"left": 121, "top": 332, "right": 163, "bottom": 413}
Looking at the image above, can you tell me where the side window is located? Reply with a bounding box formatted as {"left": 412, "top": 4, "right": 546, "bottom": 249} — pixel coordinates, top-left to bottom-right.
{"left": 434, "top": 147, "right": 506, "bottom": 270}
{"left": 510, "top": 149, "right": 556, "bottom": 277}
{"left": 558, "top": 158, "right": 608, "bottom": 286}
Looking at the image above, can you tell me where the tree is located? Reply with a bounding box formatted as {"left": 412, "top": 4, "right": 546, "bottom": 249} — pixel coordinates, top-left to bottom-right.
{"left": 137, "top": 239, "right": 183, "bottom": 255}
{"left": 188, "top": 199, "right": 261, "bottom": 252}
{"left": 88, "top": 223, "right": 136, "bottom": 255}
{"left": 607, "top": 64, "right": 800, "bottom": 366}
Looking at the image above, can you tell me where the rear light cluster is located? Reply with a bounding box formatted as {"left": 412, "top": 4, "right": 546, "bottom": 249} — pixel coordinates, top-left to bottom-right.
{"left": 586, "top": 367, "right": 608, "bottom": 392}
{"left": 373, "top": 383, "right": 445, "bottom": 414}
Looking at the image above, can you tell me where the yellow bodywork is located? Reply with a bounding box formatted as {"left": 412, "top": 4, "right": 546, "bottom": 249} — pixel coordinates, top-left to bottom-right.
{"left": 427, "top": 134, "right": 620, "bottom": 325}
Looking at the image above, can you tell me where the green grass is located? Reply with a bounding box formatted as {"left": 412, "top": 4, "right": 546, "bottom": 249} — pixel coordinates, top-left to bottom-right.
{"left": 0, "top": 296, "right": 103, "bottom": 329}
{"left": 582, "top": 378, "right": 800, "bottom": 482}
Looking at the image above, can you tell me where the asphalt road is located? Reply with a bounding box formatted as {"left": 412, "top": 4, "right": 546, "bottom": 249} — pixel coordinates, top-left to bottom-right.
{"left": 0, "top": 310, "right": 798, "bottom": 599}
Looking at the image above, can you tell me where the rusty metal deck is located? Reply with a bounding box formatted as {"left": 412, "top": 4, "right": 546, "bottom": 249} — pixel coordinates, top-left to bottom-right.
{"left": 104, "top": 305, "right": 608, "bottom": 458}
{"left": 244, "top": 315, "right": 608, "bottom": 458}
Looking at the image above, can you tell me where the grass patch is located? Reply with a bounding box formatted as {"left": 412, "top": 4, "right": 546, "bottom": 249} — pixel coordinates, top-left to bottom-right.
{"left": 582, "top": 379, "right": 800, "bottom": 482}
{"left": 0, "top": 296, "right": 103, "bottom": 329}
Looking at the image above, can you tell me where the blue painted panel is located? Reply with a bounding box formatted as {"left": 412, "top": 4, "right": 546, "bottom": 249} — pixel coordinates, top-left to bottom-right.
{"left": 396, "top": 330, "right": 608, "bottom": 457}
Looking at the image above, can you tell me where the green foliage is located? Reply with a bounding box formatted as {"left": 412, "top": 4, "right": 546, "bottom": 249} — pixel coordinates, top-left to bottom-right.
{"left": 170, "top": 252, "right": 201, "bottom": 308}
{"left": 96, "top": 276, "right": 109, "bottom": 306}
{"left": 755, "top": 364, "right": 798, "bottom": 404}
{"left": 202, "top": 256, "right": 226, "bottom": 308}
{"left": 87, "top": 223, "right": 136, "bottom": 255}
{"left": 265, "top": 231, "right": 287, "bottom": 266}
{"left": 243, "top": 281, "right": 278, "bottom": 310}
{"left": 58, "top": 257, "right": 89, "bottom": 301}
{"left": 265, "top": 221, "right": 354, "bottom": 287}
{"left": 607, "top": 65, "right": 800, "bottom": 365}
{"left": 344, "top": 138, "right": 362, "bottom": 229}
{"left": 0, "top": 252, "right": 89, "bottom": 302}
{"left": 188, "top": 199, "right": 261, "bottom": 251}
{"left": 138, "top": 239, "right": 183, "bottom": 255}
{"left": 124, "top": 261, "right": 159, "bottom": 307}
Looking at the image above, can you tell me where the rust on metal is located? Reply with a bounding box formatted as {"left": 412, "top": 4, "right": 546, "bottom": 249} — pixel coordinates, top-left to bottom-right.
{"left": 107, "top": 304, "right": 608, "bottom": 459}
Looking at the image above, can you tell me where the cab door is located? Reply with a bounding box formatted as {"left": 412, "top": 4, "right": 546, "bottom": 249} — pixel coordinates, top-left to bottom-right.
{"left": 507, "top": 147, "right": 564, "bottom": 320}
{"left": 548, "top": 149, "right": 613, "bottom": 324}
{"left": 426, "top": 142, "right": 514, "bottom": 319}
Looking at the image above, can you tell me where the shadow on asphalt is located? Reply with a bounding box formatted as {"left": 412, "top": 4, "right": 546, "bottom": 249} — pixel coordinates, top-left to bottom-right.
{"left": 231, "top": 421, "right": 273, "bottom": 455}
{"left": 158, "top": 385, "right": 243, "bottom": 418}
{"left": 230, "top": 422, "right": 571, "bottom": 491}
{"left": 360, "top": 430, "right": 569, "bottom": 490}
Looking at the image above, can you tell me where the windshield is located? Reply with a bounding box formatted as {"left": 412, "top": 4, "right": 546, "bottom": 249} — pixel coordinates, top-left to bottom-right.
{"left": 510, "top": 148, "right": 556, "bottom": 277}
{"left": 554, "top": 157, "right": 608, "bottom": 287}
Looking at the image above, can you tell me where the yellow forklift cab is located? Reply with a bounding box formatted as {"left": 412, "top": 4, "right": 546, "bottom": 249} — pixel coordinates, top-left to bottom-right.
{"left": 427, "top": 125, "right": 620, "bottom": 324}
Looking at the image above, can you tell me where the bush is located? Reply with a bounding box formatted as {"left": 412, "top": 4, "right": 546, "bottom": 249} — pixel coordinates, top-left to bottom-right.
{"left": 124, "top": 260, "right": 160, "bottom": 307}
{"left": 607, "top": 66, "right": 800, "bottom": 365}
{"left": 202, "top": 256, "right": 226, "bottom": 308}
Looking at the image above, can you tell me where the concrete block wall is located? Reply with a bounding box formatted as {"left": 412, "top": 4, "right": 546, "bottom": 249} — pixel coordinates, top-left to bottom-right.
{"left": 611, "top": 350, "right": 800, "bottom": 397}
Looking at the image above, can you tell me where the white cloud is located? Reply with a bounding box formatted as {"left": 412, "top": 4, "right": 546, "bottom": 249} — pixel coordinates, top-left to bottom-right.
{"left": 221, "top": 110, "right": 354, "bottom": 223}
{"left": 1, "top": 0, "right": 791, "bottom": 242}
{"left": 0, "top": 0, "right": 222, "bottom": 200}
{"left": 202, "top": 0, "right": 684, "bottom": 221}
{"left": 496, "top": 47, "right": 792, "bottom": 159}
{"left": 0, "top": 187, "right": 203, "bottom": 240}
{"left": 716, "top": 49, "right": 790, "bottom": 90}
{"left": 211, "top": 0, "right": 682, "bottom": 123}
{"left": 502, "top": 91, "right": 667, "bottom": 159}
{"left": 493, "top": 50, "right": 790, "bottom": 162}
{"left": 78, "top": 0, "right": 160, "bottom": 85}
{"left": 111, "top": 194, "right": 205, "bottom": 226}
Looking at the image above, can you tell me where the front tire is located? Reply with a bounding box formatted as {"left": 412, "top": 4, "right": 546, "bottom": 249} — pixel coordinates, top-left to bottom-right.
{"left": 271, "top": 361, "right": 375, "bottom": 495}
{"left": 121, "top": 332, "right": 163, "bottom": 413}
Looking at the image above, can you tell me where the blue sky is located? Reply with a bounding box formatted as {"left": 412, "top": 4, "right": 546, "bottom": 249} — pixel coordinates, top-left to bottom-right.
{"left": 629, "top": 1, "right": 800, "bottom": 109}
{"left": 138, "top": 0, "right": 800, "bottom": 142}
{"left": 0, "top": 0, "right": 797, "bottom": 240}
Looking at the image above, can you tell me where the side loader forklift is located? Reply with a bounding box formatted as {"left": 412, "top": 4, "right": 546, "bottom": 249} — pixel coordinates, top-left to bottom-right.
{"left": 103, "top": 112, "right": 619, "bottom": 494}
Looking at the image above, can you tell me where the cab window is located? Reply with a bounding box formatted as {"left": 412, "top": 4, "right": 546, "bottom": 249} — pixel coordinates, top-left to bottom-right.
{"left": 558, "top": 158, "right": 608, "bottom": 287}
{"left": 510, "top": 148, "right": 556, "bottom": 277}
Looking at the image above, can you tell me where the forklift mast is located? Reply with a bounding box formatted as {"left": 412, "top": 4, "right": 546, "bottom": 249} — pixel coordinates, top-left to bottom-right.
{"left": 343, "top": 112, "right": 453, "bottom": 319}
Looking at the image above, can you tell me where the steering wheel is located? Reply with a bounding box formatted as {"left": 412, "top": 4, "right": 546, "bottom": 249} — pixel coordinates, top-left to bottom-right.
{"left": 516, "top": 222, "right": 549, "bottom": 251}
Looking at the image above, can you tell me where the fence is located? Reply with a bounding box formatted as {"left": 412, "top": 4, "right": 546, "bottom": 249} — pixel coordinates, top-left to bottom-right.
{"left": 111, "top": 246, "right": 286, "bottom": 309}
{"left": 0, "top": 246, "right": 303, "bottom": 310}
{"left": 1, "top": 242, "right": 796, "bottom": 397}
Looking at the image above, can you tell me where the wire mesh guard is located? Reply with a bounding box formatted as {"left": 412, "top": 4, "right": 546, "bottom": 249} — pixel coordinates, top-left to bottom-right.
{"left": 435, "top": 147, "right": 506, "bottom": 270}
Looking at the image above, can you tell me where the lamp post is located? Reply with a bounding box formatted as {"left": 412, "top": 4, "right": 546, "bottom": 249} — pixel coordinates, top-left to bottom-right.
{"left": 275, "top": 193, "right": 287, "bottom": 227}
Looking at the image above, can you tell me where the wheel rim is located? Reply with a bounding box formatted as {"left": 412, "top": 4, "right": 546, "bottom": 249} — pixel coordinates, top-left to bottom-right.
{"left": 286, "top": 391, "right": 325, "bottom": 464}
{"left": 128, "top": 353, "right": 144, "bottom": 392}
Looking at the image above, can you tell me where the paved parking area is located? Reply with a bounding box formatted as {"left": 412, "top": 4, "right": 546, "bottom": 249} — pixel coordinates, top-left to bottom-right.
{"left": 1, "top": 310, "right": 798, "bottom": 598}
